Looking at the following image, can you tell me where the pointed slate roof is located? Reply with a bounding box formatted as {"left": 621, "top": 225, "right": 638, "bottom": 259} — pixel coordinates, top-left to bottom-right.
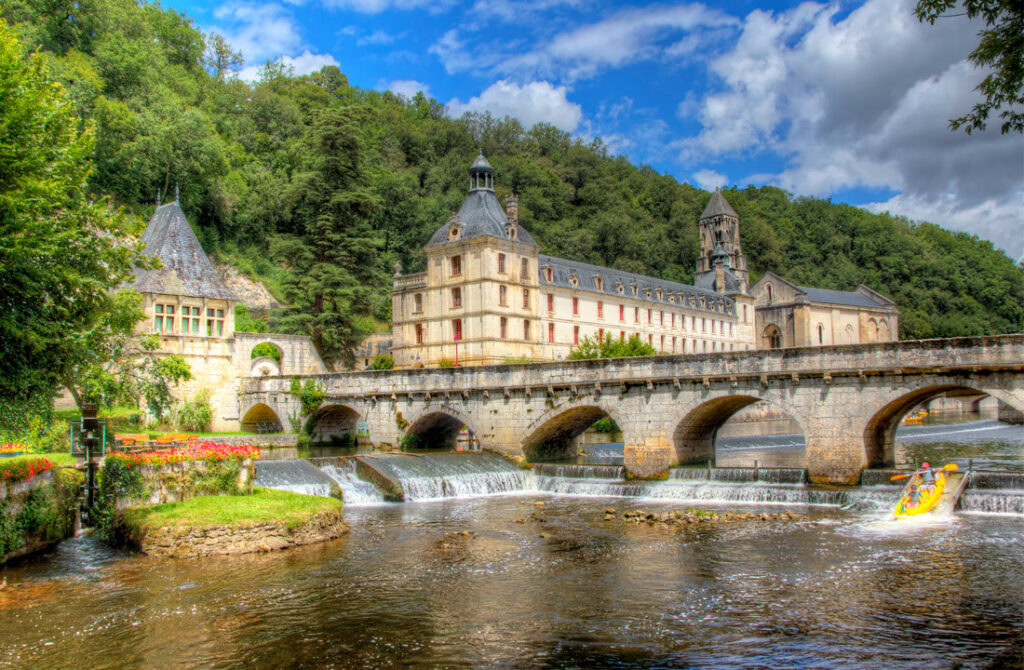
{"left": 132, "top": 201, "right": 237, "bottom": 300}
{"left": 701, "top": 189, "right": 738, "bottom": 219}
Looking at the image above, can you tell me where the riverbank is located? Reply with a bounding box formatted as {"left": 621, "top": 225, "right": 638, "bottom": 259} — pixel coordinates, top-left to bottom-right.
{"left": 116, "top": 488, "right": 347, "bottom": 558}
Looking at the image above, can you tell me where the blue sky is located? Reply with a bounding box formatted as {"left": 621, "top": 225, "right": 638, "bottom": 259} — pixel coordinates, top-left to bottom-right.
{"left": 168, "top": 0, "right": 1023, "bottom": 261}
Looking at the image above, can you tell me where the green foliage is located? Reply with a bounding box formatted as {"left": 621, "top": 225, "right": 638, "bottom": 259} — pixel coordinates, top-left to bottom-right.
{"left": 568, "top": 334, "right": 658, "bottom": 360}
{"left": 591, "top": 417, "right": 621, "bottom": 434}
{"left": 368, "top": 354, "right": 394, "bottom": 370}
{"left": 437, "top": 358, "right": 456, "bottom": 368}
{"left": 120, "top": 487, "right": 340, "bottom": 530}
{"left": 1, "top": 415, "right": 67, "bottom": 454}
{"left": 251, "top": 342, "right": 281, "bottom": 361}
{"left": 0, "top": 20, "right": 147, "bottom": 413}
{"left": 915, "top": 0, "right": 1024, "bottom": 134}
{"left": 236, "top": 304, "right": 269, "bottom": 334}
{"left": 400, "top": 433, "right": 423, "bottom": 450}
{"left": 0, "top": 469, "right": 82, "bottom": 561}
{"left": 289, "top": 377, "right": 325, "bottom": 417}
{"left": 142, "top": 354, "right": 192, "bottom": 421}
{"left": 502, "top": 356, "right": 540, "bottom": 364}
{"left": 175, "top": 389, "right": 212, "bottom": 432}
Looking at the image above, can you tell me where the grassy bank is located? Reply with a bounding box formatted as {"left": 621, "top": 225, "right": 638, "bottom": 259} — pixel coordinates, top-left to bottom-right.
{"left": 121, "top": 488, "right": 341, "bottom": 530}
{"left": 3, "top": 452, "right": 81, "bottom": 468}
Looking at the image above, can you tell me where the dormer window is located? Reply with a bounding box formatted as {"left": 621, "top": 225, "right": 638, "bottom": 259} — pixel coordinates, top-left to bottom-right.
{"left": 631, "top": 284, "right": 638, "bottom": 297}
{"left": 569, "top": 272, "right": 579, "bottom": 287}
{"left": 656, "top": 288, "right": 663, "bottom": 301}
{"left": 616, "top": 281, "right": 624, "bottom": 295}
{"left": 544, "top": 266, "right": 553, "bottom": 282}
{"left": 594, "top": 276, "right": 604, "bottom": 291}
{"left": 644, "top": 288, "right": 651, "bottom": 300}
{"left": 448, "top": 214, "right": 462, "bottom": 241}
{"left": 669, "top": 294, "right": 675, "bottom": 304}
{"left": 506, "top": 223, "right": 517, "bottom": 240}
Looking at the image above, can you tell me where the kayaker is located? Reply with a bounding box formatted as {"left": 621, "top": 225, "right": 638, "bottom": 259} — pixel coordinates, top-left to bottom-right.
{"left": 905, "top": 484, "right": 921, "bottom": 508}
{"left": 918, "top": 462, "right": 937, "bottom": 492}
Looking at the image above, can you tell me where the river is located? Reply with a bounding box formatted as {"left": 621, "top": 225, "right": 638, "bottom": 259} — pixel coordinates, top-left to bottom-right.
{"left": 0, "top": 419, "right": 1020, "bottom": 669}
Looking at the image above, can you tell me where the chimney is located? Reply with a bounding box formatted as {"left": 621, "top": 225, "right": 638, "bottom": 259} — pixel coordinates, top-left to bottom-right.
{"left": 715, "top": 259, "right": 726, "bottom": 295}
{"left": 505, "top": 194, "right": 519, "bottom": 227}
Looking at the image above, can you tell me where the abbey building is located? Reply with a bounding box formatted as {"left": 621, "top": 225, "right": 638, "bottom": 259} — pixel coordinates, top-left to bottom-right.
{"left": 391, "top": 155, "right": 898, "bottom": 368}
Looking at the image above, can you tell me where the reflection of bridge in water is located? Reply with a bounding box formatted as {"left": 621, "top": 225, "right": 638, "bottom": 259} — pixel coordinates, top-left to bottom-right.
{"left": 239, "top": 335, "right": 1024, "bottom": 484}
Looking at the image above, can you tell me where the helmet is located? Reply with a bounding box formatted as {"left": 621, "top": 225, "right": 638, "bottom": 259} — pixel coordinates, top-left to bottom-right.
{"left": 921, "top": 462, "right": 930, "bottom": 469}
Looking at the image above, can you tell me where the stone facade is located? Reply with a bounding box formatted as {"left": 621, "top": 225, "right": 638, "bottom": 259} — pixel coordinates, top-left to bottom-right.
{"left": 392, "top": 156, "right": 757, "bottom": 368}
{"left": 751, "top": 271, "right": 899, "bottom": 349}
{"left": 239, "top": 335, "right": 1024, "bottom": 484}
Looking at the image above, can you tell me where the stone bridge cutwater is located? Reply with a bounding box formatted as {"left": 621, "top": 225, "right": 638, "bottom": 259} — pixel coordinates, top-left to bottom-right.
{"left": 238, "top": 335, "right": 1024, "bottom": 484}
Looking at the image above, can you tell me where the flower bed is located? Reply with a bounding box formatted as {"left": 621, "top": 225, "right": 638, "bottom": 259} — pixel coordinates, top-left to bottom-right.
{"left": 0, "top": 456, "right": 53, "bottom": 486}
{"left": 0, "top": 443, "right": 26, "bottom": 458}
{"left": 105, "top": 442, "right": 260, "bottom": 467}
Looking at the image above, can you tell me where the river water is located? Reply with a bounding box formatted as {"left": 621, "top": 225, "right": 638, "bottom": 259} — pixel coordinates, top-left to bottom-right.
{"left": 0, "top": 420, "right": 1021, "bottom": 669}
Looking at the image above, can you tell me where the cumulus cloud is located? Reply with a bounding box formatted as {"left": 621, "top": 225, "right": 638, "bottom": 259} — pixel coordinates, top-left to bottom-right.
{"left": 237, "top": 50, "right": 339, "bottom": 82}
{"left": 447, "top": 80, "right": 583, "bottom": 132}
{"left": 357, "top": 30, "right": 401, "bottom": 46}
{"left": 679, "top": 0, "right": 1023, "bottom": 257}
{"left": 211, "top": 2, "right": 304, "bottom": 63}
{"left": 385, "top": 79, "right": 431, "bottom": 98}
{"left": 320, "top": 0, "right": 453, "bottom": 13}
{"left": 432, "top": 4, "right": 737, "bottom": 81}
{"left": 693, "top": 169, "right": 727, "bottom": 190}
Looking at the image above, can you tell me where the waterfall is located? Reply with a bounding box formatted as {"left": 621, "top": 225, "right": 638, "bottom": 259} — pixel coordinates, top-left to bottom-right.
{"left": 959, "top": 490, "right": 1024, "bottom": 515}
{"left": 668, "top": 467, "right": 807, "bottom": 484}
{"left": 255, "top": 460, "right": 339, "bottom": 498}
{"left": 321, "top": 461, "right": 386, "bottom": 505}
{"left": 532, "top": 463, "right": 625, "bottom": 479}
{"left": 362, "top": 452, "right": 532, "bottom": 501}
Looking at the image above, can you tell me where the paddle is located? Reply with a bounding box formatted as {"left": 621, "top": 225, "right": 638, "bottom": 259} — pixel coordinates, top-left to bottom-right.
{"left": 890, "top": 463, "right": 959, "bottom": 481}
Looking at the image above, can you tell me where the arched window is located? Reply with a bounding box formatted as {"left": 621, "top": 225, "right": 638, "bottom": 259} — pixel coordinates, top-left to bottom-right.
{"left": 763, "top": 325, "right": 782, "bottom": 349}
{"left": 817, "top": 324, "right": 824, "bottom": 344}
{"left": 878, "top": 320, "right": 890, "bottom": 342}
{"left": 765, "top": 283, "right": 773, "bottom": 305}
{"left": 844, "top": 324, "right": 855, "bottom": 343}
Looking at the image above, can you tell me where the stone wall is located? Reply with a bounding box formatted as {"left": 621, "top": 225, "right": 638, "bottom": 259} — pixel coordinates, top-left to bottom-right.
{"left": 0, "top": 469, "right": 82, "bottom": 564}
{"left": 111, "top": 458, "right": 255, "bottom": 510}
{"left": 128, "top": 510, "right": 348, "bottom": 558}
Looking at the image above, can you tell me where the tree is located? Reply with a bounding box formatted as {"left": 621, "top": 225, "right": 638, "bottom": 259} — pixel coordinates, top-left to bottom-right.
{"left": 204, "top": 33, "right": 243, "bottom": 81}
{"left": 0, "top": 20, "right": 147, "bottom": 414}
{"left": 916, "top": 0, "right": 1024, "bottom": 134}
{"left": 271, "top": 106, "right": 382, "bottom": 366}
{"left": 568, "top": 334, "right": 658, "bottom": 360}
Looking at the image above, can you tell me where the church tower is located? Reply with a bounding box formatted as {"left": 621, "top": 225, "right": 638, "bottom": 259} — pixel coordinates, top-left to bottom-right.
{"left": 694, "top": 189, "right": 749, "bottom": 292}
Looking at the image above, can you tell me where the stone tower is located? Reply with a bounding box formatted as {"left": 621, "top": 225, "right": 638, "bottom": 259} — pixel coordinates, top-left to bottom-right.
{"left": 694, "top": 189, "right": 749, "bottom": 292}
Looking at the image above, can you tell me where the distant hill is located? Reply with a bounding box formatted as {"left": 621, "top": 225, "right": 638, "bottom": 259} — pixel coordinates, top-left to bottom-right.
{"left": 5, "top": 0, "right": 1021, "bottom": 347}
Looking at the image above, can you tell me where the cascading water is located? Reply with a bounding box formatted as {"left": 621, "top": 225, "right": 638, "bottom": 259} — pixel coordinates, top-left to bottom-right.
{"left": 255, "top": 460, "right": 339, "bottom": 497}
{"left": 320, "top": 461, "right": 386, "bottom": 505}
{"left": 359, "top": 452, "right": 531, "bottom": 501}
{"left": 532, "top": 463, "right": 625, "bottom": 479}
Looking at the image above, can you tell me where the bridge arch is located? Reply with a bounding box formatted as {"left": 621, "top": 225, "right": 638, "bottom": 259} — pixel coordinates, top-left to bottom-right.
{"left": 672, "top": 394, "right": 805, "bottom": 466}
{"left": 862, "top": 382, "right": 1024, "bottom": 468}
{"left": 305, "top": 403, "right": 361, "bottom": 446}
{"left": 403, "top": 407, "right": 479, "bottom": 451}
{"left": 240, "top": 403, "right": 282, "bottom": 433}
{"left": 521, "top": 403, "right": 624, "bottom": 462}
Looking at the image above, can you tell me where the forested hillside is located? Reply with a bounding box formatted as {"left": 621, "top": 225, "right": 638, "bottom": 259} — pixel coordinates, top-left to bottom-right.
{"left": 4, "top": 0, "right": 1021, "bottom": 363}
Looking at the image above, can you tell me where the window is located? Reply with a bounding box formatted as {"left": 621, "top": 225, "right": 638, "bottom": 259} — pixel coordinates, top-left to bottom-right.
{"left": 573, "top": 325, "right": 579, "bottom": 345}
{"left": 154, "top": 303, "right": 176, "bottom": 333}
{"left": 660, "top": 335, "right": 664, "bottom": 351}
{"left": 648, "top": 334, "right": 653, "bottom": 345}
{"left": 702, "top": 318, "right": 706, "bottom": 333}
{"left": 547, "top": 293, "right": 554, "bottom": 312}
{"left": 453, "top": 319, "right": 463, "bottom": 341}
{"left": 648, "top": 308, "right": 652, "bottom": 324}
{"left": 415, "top": 324, "right": 424, "bottom": 344}
{"left": 545, "top": 267, "right": 553, "bottom": 282}
{"left": 660, "top": 311, "right": 664, "bottom": 325}
{"left": 595, "top": 276, "right": 604, "bottom": 291}
{"left": 452, "top": 287, "right": 462, "bottom": 308}
{"left": 619, "top": 304, "right": 625, "bottom": 321}
{"left": 634, "top": 306, "right": 639, "bottom": 323}
{"left": 742, "top": 304, "right": 747, "bottom": 322}
{"left": 206, "top": 308, "right": 223, "bottom": 336}
{"left": 498, "top": 253, "right": 506, "bottom": 274}
{"left": 730, "top": 323, "right": 734, "bottom": 336}
{"left": 599, "top": 328, "right": 604, "bottom": 341}
{"left": 572, "top": 297, "right": 579, "bottom": 316}
{"left": 818, "top": 324, "right": 824, "bottom": 344}
{"left": 711, "top": 320, "right": 716, "bottom": 335}
{"left": 764, "top": 325, "right": 782, "bottom": 349}
{"left": 414, "top": 293, "right": 423, "bottom": 313}
{"left": 181, "top": 306, "right": 200, "bottom": 334}
{"left": 672, "top": 336, "right": 677, "bottom": 352}
{"left": 451, "top": 255, "right": 462, "bottom": 276}
{"left": 597, "top": 301, "right": 603, "bottom": 319}
{"left": 523, "top": 320, "right": 530, "bottom": 340}
{"left": 499, "top": 285, "right": 507, "bottom": 306}
{"left": 703, "top": 340, "right": 707, "bottom": 352}
{"left": 523, "top": 289, "right": 530, "bottom": 309}
{"left": 521, "top": 258, "right": 529, "bottom": 279}
{"left": 548, "top": 323, "right": 555, "bottom": 343}
{"left": 766, "top": 283, "right": 773, "bottom": 304}
{"left": 500, "top": 317, "right": 508, "bottom": 339}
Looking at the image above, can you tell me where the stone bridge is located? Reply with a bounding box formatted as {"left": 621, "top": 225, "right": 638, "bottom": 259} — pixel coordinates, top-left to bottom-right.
{"left": 238, "top": 335, "right": 1024, "bottom": 484}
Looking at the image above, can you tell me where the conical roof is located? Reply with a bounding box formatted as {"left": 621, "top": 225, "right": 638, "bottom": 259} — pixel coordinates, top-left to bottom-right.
{"left": 701, "top": 189, "right": 738, "bottom": 219}
{"left": 132, "top": 202, "right": 237, "bottom": 300}
{"left": 470, "top": 152, "right": 493, "bottom": 171}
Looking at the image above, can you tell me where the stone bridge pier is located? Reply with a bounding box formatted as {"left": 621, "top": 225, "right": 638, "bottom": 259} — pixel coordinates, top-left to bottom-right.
{"left": 238, "top": 336, "right": 1024, "bottom": 485}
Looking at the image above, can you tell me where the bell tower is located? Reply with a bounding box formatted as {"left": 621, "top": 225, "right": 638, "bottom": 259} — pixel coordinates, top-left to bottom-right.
{"left": 694, "top": 188, "right": 749, "bottom": 292}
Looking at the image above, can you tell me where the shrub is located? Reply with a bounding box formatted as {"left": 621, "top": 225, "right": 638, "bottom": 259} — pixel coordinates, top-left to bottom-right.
{"left": 176, "top": 390, "right": 213, "bottom": 432}
{"left": 568, "top": 333, "right": 656, "bottom": 360}
{"left": 369, "top": 354, "right": 394, "bottom": 370}
{"left": 290, "top": 378, "right": 325, "bottom": 417}
{"left": 251, "top": 341, "right": 281, "bottom": 361}
{"left": 437, "top": 358, "right": 456, "bottom": 368}
{"left": 592, "top": 417, "right": 620, "bottom": 434}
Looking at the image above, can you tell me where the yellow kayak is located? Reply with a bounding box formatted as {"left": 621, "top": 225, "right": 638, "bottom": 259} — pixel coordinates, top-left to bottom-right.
{"left": 893, "top": 471, "right": 947, "bottom": 518}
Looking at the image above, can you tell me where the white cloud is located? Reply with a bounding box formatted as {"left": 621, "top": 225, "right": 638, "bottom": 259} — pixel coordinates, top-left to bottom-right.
{"left": 432, "top": 4, "right": 737, "bottom": 81}
{"left": 237, "top": 50, "right": 339, "bottom": 82}
{"left": 211, "top": 2, "right": 303, "bottom": 63}
{"left": 679, "top": 0, "right": 1023, "bottom": 258}
{"left": 357, "top": 30, "right": 400, "bottom": 46}
{"left": 320, "top": 0, "right": 452, "bottom": 13}
{"left": 693, "top": 169, "right": 727, "bottom": 190}
{"left": 385, "top": 79, "right": 431, "bottom": 98}
{"left": 447, "top": 80, "right": 583, "bottom": 132}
